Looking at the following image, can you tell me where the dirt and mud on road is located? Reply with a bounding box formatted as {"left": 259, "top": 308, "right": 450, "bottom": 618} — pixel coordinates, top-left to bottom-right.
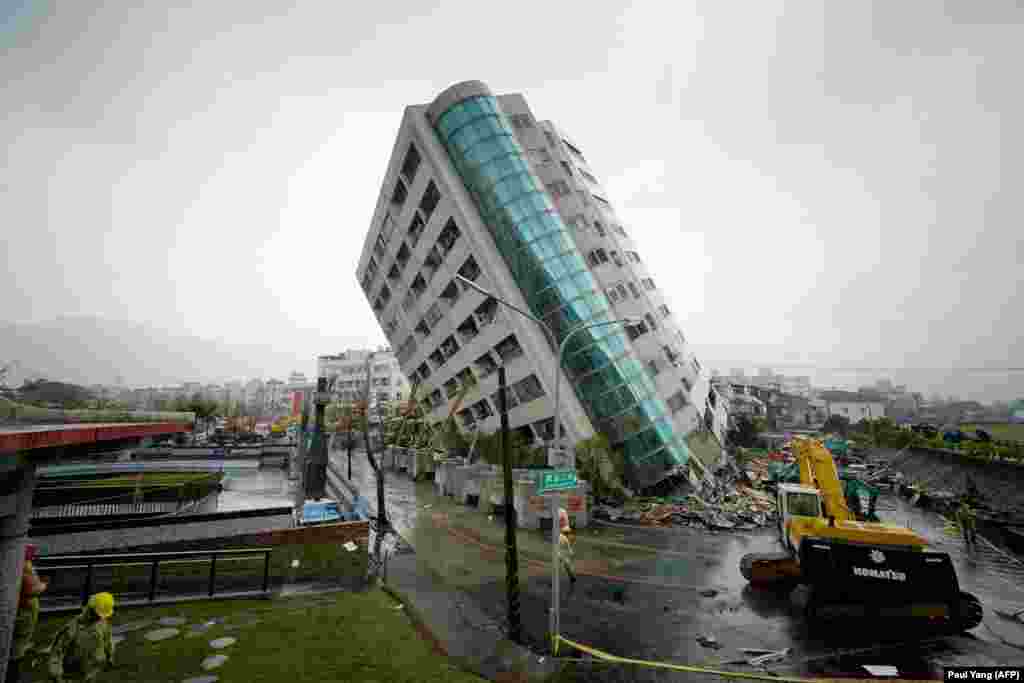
{"left": 336, "top": 450, "right": 1024, "bottom": 680}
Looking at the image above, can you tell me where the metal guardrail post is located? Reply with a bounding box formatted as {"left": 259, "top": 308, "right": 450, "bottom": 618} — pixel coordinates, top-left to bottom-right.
{"left": 208, "top": 554, "right": 218, "bottom": 597}
{"left": 262, "top": 551, "right": 271, "bottom": 593}
{"left": 149, "top": 560, "right": 159, "bottom": 602}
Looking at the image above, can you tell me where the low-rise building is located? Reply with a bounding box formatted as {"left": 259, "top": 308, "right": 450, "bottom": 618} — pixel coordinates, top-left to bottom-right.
{"left": 317, "top": 348, "right": 411, "bottom": 406}
{"left": 819, "top": 390, "right": 886, "bottom": 423}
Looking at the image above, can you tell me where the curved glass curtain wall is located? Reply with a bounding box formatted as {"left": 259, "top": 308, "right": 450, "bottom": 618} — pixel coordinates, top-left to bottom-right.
{"left": 433, "top": 95, "right": 690, "bottom": 485}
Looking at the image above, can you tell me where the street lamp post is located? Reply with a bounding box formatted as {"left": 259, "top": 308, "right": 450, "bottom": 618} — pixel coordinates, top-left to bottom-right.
{"left": 455, "top": 274, "right": 639, "bottom": 651}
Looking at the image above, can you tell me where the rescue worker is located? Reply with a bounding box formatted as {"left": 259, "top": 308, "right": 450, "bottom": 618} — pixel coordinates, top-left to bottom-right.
{"left": 45, "top": 592, "right": 115, "bottom": 682}
{"left": 7, "top": 545, "right": 48, "bottom": 683}
{"left": 557, "top": 508, "right": 577, "bottom": 590}
{"left": 956, "top": 498, "right": 978, "bottom": 552}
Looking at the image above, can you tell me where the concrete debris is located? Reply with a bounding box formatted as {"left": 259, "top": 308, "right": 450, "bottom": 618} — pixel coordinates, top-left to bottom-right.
{"left": 699, "top": 589, "right": 719, "bottom": 598}
{"left": 747, "top": 648, "right": 790, "bottom": 666}
{"left": 695, "top": 634, "right": 722, "bottom": 649}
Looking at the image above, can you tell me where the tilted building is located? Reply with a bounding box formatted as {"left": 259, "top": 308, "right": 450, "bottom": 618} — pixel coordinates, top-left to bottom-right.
{"left": 356, "top": 80, "right": 726, "bottom": 490}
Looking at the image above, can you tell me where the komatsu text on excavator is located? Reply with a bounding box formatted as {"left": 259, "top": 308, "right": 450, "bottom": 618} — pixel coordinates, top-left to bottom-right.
{"left": 740, "top": 437, "right": 982, "bottom": 631}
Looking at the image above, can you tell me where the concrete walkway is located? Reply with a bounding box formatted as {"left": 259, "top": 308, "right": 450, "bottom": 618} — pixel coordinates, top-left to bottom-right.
{"left": 330, "top": 451, "right": 557, "bottom": 682}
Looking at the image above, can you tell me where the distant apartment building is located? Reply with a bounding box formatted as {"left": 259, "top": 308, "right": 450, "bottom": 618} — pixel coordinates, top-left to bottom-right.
{"left": 316, "top": 348, "right": 411, "bottom": 405}
{"left": 355, "top": 80, "right": 725, "bottom": 489}
{"left": 819, "top": 390, "right": 886, "bottom": 423}
{"left": 264, "top": 379, "right": 286, "bottom": 414}
{"left": 243, "top": 378, "right": 265, "bottom": 412}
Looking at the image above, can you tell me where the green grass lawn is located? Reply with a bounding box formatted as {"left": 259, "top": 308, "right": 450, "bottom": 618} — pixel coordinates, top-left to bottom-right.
{"left": 28, "top": 589, "right": 486, "bottom": 683}
{"left": 962, "top": 423, "right": 1024, "bottom": 443}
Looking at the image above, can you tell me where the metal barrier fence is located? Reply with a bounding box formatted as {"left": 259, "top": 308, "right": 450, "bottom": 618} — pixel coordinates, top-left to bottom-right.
{"left": 35, "top": 548, "right": 274, "bottom": 608}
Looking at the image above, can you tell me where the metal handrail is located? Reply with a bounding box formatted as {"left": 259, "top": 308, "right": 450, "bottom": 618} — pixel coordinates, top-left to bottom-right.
{"left": 36, "top": 547, "right": 275, "bottom": 605}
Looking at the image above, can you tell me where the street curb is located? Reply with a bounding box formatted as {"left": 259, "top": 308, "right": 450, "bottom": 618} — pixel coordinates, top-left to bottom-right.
{"left": 379, "top": 581, "right": 451, "bottom": 657}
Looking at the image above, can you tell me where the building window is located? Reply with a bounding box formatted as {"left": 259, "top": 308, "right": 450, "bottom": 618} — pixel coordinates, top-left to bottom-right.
{"left": 391, "top": 178, "right": 408, "bottom": 207}
{"left": 430, "top": 388, "right": 444, "bottom": 408}
{"left": 440, "top": 334, "right": 460, "bottom": 360}
{"left": 667, "top": 391, "right": 687, "bottom": 414}
{"left": 509, "top": 113, "right": 534, "bottom": 129}
{"left": 417, "top": 362, "right": 431, "bottom": 381}
{"left": 642, "top": 277, "right": 656, "bottom": 291}
{"left": 474, "top": 352, "right": 499, "bottom": 377}
{"left": 419, "top": 181, "right": 441, "bottom": 223}
{"left": 545, "top": 180, "right": 571, "bottom": 198}
{"left": 407, "top": 212, "right": 425, "bottom": 248}
{"left": 626, "top": 251, "right": 641, "bottom": 263}
{"left": 587, "top": 248, "right": 609, "bottom": 267}
{"left": 396, "top": 242, "right": 411, "bottom": 268}
{"left": 492, "top": 387, "right": 520, "bottom": 411}
{"left": 606, "top": 287, "right": 620, "bottom": 303}
{"left": 471, "top": 399, "right": 494, "bottom": 421}
{"left": 614, "top": 224, "right": 628, "bottom": 238}
{"left": 437, "top": 217, "right": 461, "bottom": 257}
{"left": 560, "top": 161, "right": 574, "bottom": 177}
{"left": 456, "top": 315, "right": 480, "bottom": 343}
{"left": 429, "top": 349, "right": 446, "bottom": 369}
{"left": 544, "top": 131, "right": 557, "bottom": 147}
{"left": 401, "top": 144, "right": 421, "bottom": 184}
{"left": 473, "top": 297, "right": 499, "bottom": 328}
{"left": 626, "top": 320, "right": 649, "bottom": 340}
{"left": 616, "top": 283, "right": 629, "bottom": 300}
{"left": 658, "top": 304, "right": 670, "bottom": 318}
{"left": 645, "top": 313, "right": 658, "bottom": 330}
{"left": 647, "top": 359, "right": 660, "bottom": 376}
{"left": 593, "top": 220, "right": 606, "bottom": 237}
{"left": 425, "top": 302, "right": 443, "bottom": 327}
{"left": 513, "top": 374, "right": 546, "bottom": 404}
{"left": 610, "top": 251, "right": 623, "bottom": 266}
{"left": 495, "top": 334, "right": 524, "bottom": 363}
{"left": 457, "top": 255, "right": 481, "bottom": 283}
{"left": 458, "top": 409, "right": 475, "bottom": 429}
{"left": 628, "top": 282, "right": 641, "bottom": 299}
{"left": 439, "top": 280, "right": 461, "bottom": 308}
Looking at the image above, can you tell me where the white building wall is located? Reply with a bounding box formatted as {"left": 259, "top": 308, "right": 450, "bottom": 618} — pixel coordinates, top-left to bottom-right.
{"left": 825, "top": 401, "right": 886, "bottom": 423}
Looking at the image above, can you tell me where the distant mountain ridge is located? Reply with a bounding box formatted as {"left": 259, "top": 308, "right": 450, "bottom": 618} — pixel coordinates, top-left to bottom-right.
{"left": 0, "top": 316, "right": 306, "bottom": 386}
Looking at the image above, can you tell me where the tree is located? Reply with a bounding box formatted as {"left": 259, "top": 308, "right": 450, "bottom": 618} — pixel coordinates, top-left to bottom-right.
{"left": 728, "top": 415, "right": 764, "bottom": 448}
{"left": 17, "top": 379, "right": 95, "bottom": 409}
{"left": 822, "top": 414, "right": 851, "bottom": 438}
{"left": 574, "top": 434, "right": 625, "bottom": 501}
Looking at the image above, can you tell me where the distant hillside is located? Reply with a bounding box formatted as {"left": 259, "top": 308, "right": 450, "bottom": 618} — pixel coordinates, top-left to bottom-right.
{"left": 0, "top": 316, "right": 305, "bottom": 386}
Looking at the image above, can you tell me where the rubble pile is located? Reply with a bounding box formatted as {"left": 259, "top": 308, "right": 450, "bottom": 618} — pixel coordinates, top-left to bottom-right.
{"left": 593, "top": 452, "right": 779, "bottom": 531}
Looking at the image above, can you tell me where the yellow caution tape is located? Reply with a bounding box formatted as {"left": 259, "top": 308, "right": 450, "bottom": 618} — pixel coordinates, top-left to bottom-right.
{"left": 554, "top": 634, "right": 817, "bottom": 682}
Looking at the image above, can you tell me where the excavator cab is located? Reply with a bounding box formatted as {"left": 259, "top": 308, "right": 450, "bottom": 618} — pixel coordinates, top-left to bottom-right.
{"left": 776, "top": 484, "right": 823, "bottom": 546}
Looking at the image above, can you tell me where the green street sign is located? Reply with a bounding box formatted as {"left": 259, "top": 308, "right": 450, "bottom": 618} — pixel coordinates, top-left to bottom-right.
{"left": 537, "top": 468, "right": 577, "bottom": 494}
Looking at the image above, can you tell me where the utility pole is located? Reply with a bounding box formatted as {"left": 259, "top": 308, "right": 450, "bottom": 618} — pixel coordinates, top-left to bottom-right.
{"left": 498, "top": 364, "right": 522, "bottom": 643}
{"left": 305, "top": 377, "right": 329, "bottom": 500}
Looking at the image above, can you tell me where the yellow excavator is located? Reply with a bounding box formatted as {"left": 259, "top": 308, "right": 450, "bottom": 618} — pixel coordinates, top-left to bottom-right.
{"left": 740, "top": 436, "right": 982, "bottom": 631}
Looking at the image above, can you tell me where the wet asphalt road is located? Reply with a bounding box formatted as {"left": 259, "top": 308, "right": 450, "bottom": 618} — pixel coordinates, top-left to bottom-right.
{"left": 333, "top": 450, "right": 1024, "bottom": 679}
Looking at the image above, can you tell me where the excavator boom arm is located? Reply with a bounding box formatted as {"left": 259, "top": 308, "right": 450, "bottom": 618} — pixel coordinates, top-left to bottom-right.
{"left": 793, "top": 437, "right": 855, "bottom": 522}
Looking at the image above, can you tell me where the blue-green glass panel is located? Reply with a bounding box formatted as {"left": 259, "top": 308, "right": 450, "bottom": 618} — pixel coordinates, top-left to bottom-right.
{"left": 432, "top": 94, "right": 687, "bottom": 486}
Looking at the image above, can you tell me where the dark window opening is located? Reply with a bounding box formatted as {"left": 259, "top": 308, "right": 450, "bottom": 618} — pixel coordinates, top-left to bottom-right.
{"left": 430, "top": 388, "right": 444, "bottom": 408}
{"left": 414, "top": 319, "right": 430, "bottom": 339}
{"left": 419, "top": 181, "right": 441, "bottom": 222}
{"left": 440, "top": 334, "right": 460, "bottom": 359}
{"left": 391, "top": 178, "right": 408, "bottom": 207}
{"left": 492, "top": 387, "right": 519, "bottom": 411}
{"left": 626, "top": 320, "right": 649, "bottom": 341}
{"left": 513, "top": 374, "right": 546, "bottom": 404}
{"left": 401, "top": 144, "right": 421, "bottom": 183}
{"left": 387, "top": 263, "right": 401, "bottom": 281}
{"left": 495, "top": 334, "right": 524, "bottom": 363}
{"left": 473, "top": 297, "right": 498, "bottom": 328}
{"left": 417, "top": 362, "right": 431, "bottom": 380}
{"left": 408, "top": 213, "right": 425, "bottom": 248}
{"left": 458, "top": 409, "right": 475, "bottom": 428}
{"left": 429, "top": 349, "right": 446, "bottom": 369}
{"left": 628, "top": 282, "right": 641, "bottom": 299}
{"left": 457, "top": 316, "right": 480, "bottom": 344}
{"left": 439, "top": 280, "right": 461, "bottom": 309}
{"left": 437, "top": 218, "right": 461, "bottom": 256}
{"left": 474, "top": 352, "right": 499, "bottom": 378}
{"left": 645, "top": 313, "right": 658, "bottom": 330}
{"left": 411, "top": 273, "right": 427, "bottom": 297}
{"left": 471, "top": 400, "right": 494, "bottom": 421}
{"left": 458, "top": 255, "right": 481, "bottom": 283}
{"left": 396, "top": 242, "right": 411, "bottom": 267}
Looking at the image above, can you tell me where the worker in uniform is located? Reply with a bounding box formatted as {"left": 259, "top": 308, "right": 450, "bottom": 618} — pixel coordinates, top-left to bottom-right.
{"left": 956, "top": 498, "right": 978, "bottom": 552}
{"left": 7, "top": 545, "right": 48, "bottom": 683}
{"left": 45, "top": 592, "right": 115, "bottom": 682}
{"left": 557, "top": 508, "right": 577, "bottom": 591}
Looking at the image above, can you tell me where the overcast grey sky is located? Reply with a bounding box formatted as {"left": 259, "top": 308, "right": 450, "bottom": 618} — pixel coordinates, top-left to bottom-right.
{"left": 3, "top": 0, "right": 1022, "bottom": 378}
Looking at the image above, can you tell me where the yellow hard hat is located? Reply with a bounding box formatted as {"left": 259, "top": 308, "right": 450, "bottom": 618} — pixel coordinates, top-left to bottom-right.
{"left": 88, "top": 592, "right": 115, "bottom": 618}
